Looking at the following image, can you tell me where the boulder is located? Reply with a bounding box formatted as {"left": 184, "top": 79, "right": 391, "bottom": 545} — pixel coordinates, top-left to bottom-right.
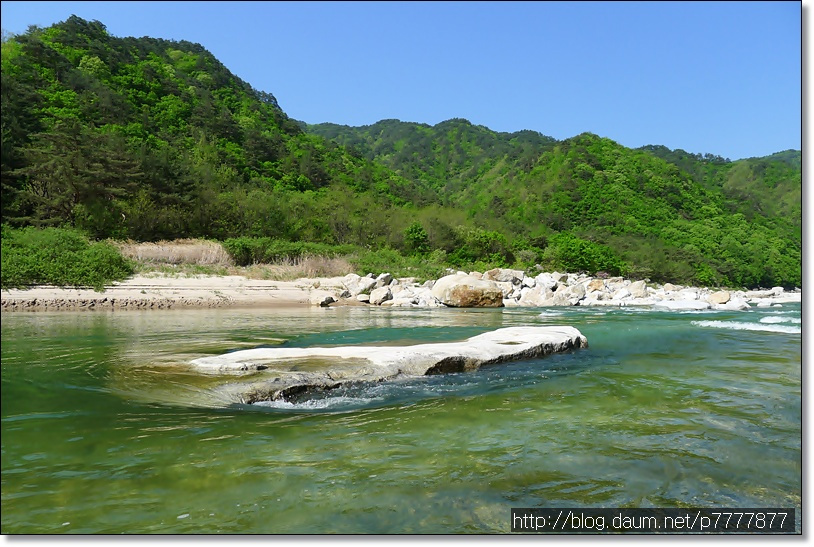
{"left": 678, "top": 289, "right": 699, "bottom": 301}
{"left": 707, "top": 290, "right": 730, "bottom": 305}
{"left": 190, "top": 326, "right": 589, "bottom": 403}
{"left": 653, "top": 300, "right": 711, "bottom": 311}
{"left": 309, "top": 291, "right": 336, "bottom": 307}
{"left": 540, "top": 294, "right": 577, "bottom": 307}
{"left": 612, "top": 288, "right": 631, "bottom": 300}
{"left": 713, "top": 298, "right": 750, "bottom": 311}
{"left": 374, "top": 273, "right": 393, "bottom": 288}
{"left": 534, "top": 273, "right": 558, "bottom": 291}
{"left": 484, "top": 268, "right": 525, "bottom": 284}
{"left": 356, "top": 294, "right": 370, "bottom": 303}
{"left": 568, "top": 283, "right": 586, "bottom": 299}
{"left": 628, "top": 280, "right": 648, "bottom": 298}
{"left": 342, "top": 273, "right": 377, "bottom": 296}
{"left": 495, "top": 281, "right": 514, "bottom": 297}
{"left": 369, "top": 286, "right": 393, "bottom": 305}
{"left": 550, "top": 272, "right": 568, "bottom": 283}
{"left": 430, "top": 274, "right": 504, "bottom": 307}
{"left": 518, "top": 286, "right": 554, "bottom": 307}
{"left": 586, "top": 279, "right": 606, "bottom": 292}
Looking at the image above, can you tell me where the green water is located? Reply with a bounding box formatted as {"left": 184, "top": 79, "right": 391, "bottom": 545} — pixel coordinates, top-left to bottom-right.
{"left": 1, "top": 305, "right": 801, "bottom": 534}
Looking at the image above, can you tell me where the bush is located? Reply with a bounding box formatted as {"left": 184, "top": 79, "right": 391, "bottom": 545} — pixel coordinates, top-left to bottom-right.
{"left": 221, "top": 237, "right": 358, "bottom": 267}
{"left": 541, "top": 233, "right": 628, "bottom": 276}
{"left": 349, "top": 247, "right": 448, "bottom": 282}
{"left": 1, "top": 226, "right": 134, "bottom": 290}
{"left": 403, "top": 221, "right": 430, "bottom": 254}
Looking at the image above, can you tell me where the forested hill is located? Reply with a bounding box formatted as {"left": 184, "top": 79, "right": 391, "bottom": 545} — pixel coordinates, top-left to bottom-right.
{"left": 0, "top": 16, "right": 802, "bottom": 288}
{"left": 308, "top": 121, "right": 802, "bottom": 288}
{"left": 1, "top": 16, "right": 433, "bottom": 243}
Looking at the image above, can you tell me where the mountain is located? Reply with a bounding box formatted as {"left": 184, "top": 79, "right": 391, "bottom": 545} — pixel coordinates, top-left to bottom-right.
{"left": 0, "top": 16, "right": 429, "bottom": 245}
{"left": 309, "top": 121, "right": 801, "bottom": 287}
{"left": 0, "top": 16, "right": 802, "bottom": 288}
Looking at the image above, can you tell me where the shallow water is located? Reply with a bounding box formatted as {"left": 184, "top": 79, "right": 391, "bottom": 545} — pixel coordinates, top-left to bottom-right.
{"left": 1, "top": 304, "right": 801, "bottom": 533}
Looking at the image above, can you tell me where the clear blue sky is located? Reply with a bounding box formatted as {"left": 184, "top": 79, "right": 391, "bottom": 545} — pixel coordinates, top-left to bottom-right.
{"left": 0, "top": 1, "right": 802, "bottom": 160}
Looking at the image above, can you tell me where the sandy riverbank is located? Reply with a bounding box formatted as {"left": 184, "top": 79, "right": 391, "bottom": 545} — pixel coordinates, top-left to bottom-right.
{"left": 0, "top": 274, "right": 349, "bottom": 311}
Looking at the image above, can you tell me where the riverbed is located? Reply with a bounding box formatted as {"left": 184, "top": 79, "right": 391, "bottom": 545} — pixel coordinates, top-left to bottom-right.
{"left": 0, "top": 304, "right": 801, "bottom": 534}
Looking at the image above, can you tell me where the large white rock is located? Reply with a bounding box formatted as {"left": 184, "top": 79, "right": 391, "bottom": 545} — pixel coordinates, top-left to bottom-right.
{"left": 612, "top": 287, "right": 631, "bottom": 300}
{"left": 484, "top": 268, "right": 525, "bottom": 284}
{"left": 707, "top": 290, "right": 730, "bottom": 305}
{"left": 368, "top": 286, "right": 393, "bottom": 305}
{"left": 713, "top": 298, "right": 750, "bottom": 311}
{"left": 342, "top": 274, "right": 377, "bottom": 296}
{"left": 374, "top": 273, "right": 393, "bottom": 288}
{"left": 586, "top": 279, "right": 606, "bottom": 292}
{"left": 190, "top": 326, "right": 589, "bottom": 403}
{"left": 628, "top": 280, "right": 648, "bottom": 298}
{"left": 430, "top": 274, "right": 504, "bottom": 307}
{"left": 518, "top": 286, "right": 554, "bottom": 307}
{"left": 534, "top": 273, "right": 558, "bottom": 291}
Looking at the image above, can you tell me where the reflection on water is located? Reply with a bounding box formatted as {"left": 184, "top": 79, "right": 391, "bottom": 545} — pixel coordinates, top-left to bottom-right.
{"left": 1, "top": 304, "right": 801, "bottom": 533}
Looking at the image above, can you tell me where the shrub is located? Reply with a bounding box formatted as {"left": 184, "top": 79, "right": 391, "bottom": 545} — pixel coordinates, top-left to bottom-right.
{"left": 541, "top": 233, "right": 628, "bottom": 276}
{"left": 1, "top": 226, "right": 134, "bottom": 290}
{"left": 221, "top": 237, "right": 358, "bottom": 267}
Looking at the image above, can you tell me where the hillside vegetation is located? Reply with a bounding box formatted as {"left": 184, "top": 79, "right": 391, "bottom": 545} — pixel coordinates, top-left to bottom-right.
{"left": 309, "top": 121, "right": 801, "bottom": 288}
{"left": 1, "top": 16, "right": 802, "bottom": 289}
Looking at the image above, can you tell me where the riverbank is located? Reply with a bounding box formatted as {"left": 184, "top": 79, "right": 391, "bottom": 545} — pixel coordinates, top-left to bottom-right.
{"left": 0, "top": 268, "right": 801, "bottom": 311}
{"left": 0, "top": 274, "right": 348, "bottom": 311}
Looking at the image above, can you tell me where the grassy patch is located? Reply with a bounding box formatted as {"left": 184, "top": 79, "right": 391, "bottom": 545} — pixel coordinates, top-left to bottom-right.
{"left": 1, "top": 226, "right": 134, "bottom": 290}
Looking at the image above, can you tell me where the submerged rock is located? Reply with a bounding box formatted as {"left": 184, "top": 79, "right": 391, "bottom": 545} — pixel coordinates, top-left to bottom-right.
{"left": 189, "top": 326, "right": 588, "bottom": 404}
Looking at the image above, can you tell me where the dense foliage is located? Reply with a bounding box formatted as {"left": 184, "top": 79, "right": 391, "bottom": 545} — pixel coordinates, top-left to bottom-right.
{"left": 310, "top": 124, "right": 801, "bottom": 288}
{"left": 1, "top": 16, "right": 802, "bottom": 289}
{"left": 1, "top": 226, "right": 133, "bottom": 289}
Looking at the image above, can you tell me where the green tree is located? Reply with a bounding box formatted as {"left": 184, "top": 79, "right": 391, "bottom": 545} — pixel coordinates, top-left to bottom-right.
{"left": 404, "top": 221, "right": 429, "bottom": 254}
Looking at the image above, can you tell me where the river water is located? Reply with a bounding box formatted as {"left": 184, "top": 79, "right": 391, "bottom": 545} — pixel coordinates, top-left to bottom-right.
{"left": 0, "top": 304, "right": 801, "bottom": 534}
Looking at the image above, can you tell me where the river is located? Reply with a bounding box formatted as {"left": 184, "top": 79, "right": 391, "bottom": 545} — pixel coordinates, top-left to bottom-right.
{"left": 0, "top": 304, "right": 801, "bottom": 534}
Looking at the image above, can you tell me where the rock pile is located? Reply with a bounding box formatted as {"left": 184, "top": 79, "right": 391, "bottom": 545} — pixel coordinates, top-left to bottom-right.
{"left": 331, "top": 269, "right": 801, "bottom": 311}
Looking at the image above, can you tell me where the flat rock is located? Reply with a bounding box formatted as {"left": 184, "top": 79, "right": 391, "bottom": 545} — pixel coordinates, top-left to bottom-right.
{"left": 190, "top": 326, "right": 588, "bottom": 403}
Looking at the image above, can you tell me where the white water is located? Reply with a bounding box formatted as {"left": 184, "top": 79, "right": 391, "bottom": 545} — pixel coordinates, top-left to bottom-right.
{"left": 692, "top": 320, "right": 801, "bottom": 334}
{"left": 760, "top": 316, "right": 802, "bottom": 324}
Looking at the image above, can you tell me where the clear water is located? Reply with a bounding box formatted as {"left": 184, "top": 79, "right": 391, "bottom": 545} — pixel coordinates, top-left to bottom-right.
{"left": 1, "top": 304, "right": 801, "bottom": 533}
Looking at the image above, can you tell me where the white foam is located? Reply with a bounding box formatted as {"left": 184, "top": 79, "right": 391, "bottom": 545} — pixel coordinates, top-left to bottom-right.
{"left": 759, "top": 316, "right": 801, "bottom": 324}
{"left": 253, "top": 395, "right": 382, "bottom": 410}
{"left": 692, "top": 320, "right": 801, "bottom": 334}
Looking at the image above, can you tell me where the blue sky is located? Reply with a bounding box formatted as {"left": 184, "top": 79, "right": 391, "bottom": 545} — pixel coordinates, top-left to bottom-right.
{"left": 0, "top": 1, "right": 802, "bottom": 160}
